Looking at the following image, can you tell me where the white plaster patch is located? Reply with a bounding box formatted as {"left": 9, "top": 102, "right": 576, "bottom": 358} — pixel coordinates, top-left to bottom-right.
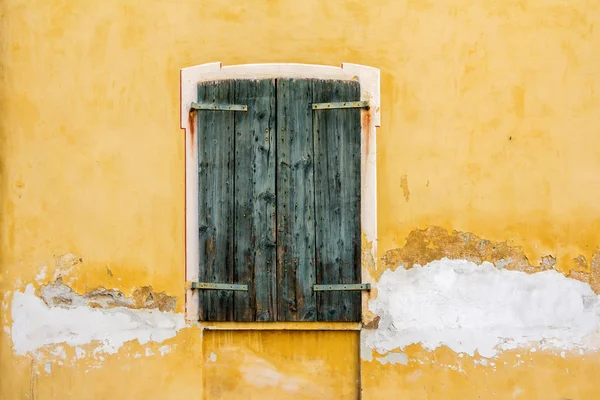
{"left": 44, "top": 362, "right": 51, "bottom": 374}
{"left": 10, "top": 284, "right": 185, "bottom": 356}
{"left": 359, "top": 330, "right": 374, "bottom": 362}
{"left": 376, "top": 352, "right": 408, "bottom": 365}
{"left": 35, "top": 266, "right": 47, "bottom": 283}
{"left": 51, "top": 345, "right": 66, "bottom": 360}
{"left": 158, "top": 345, "right": 171, "bottom": 357}
{"left": 208, "top": 352, "right": 217, "bottom": 362}
{"left": 75, "top": 347, "right": 86, "bottom": 359}
{"left": 367, "top": 258, "right": 600, "bottom": 358}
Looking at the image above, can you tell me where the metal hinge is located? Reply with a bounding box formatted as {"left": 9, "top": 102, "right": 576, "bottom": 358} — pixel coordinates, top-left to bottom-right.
{"left": 312, "top": 101, "right": 369, "bottom": 110}
{"left": 313, "top": 283, "right": 371, "bottom": 291}
{"left": 189, "top": 282, "right": 248, "bottom": 291}
{"left": 190, "top": 103, "right": 248, "bottom": 111}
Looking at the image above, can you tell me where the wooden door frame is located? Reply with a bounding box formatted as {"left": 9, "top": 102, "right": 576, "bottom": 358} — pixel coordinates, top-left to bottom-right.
{"left": 180, "top": 62, "right": 380, "bottom": 323}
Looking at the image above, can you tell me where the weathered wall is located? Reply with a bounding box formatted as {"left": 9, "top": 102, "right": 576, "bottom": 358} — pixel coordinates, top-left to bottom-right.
{"left": 1, "top": 0, "right": 600, "bottom": 399}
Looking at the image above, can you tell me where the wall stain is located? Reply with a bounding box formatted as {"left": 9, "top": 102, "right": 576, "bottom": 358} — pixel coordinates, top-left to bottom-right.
{"left": 188, "top": 110, "right": 197, "bottom": 150}
{"left": 400, "top": 175, "right": 410, "bottom": 202}
{"left": 361, "top": 108, "right": 372, "bottom": 156}
{"left": 38, "top": 278, "right": 177, "bottom": 312}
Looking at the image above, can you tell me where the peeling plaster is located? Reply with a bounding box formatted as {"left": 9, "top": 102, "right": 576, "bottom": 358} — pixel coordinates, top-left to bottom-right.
{"left": 52, "top": 253, "right": 81, "bottom": 283}
{"left": 39, "top": 279, "right": 177, "bottom": 312}
{"left": 35, "top": 266, "right": 47, "bottom": 283}
{"left": 11, "top": 284, "right": 185, "bottom": 356}
{"left": 381, "top": 226, "right": 600, "bottom": 293}
{"left": 367, "top": 258, "right": 600, "bottom": 359}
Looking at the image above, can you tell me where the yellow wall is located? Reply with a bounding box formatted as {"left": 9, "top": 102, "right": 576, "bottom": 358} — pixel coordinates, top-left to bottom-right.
{"left": 1, "top": 0, "right": 600, "bottom": 398}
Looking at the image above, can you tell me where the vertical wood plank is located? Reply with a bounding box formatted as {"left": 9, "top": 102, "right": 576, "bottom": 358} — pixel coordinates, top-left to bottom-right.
{"left": 234, "top": 79, "right": 277, "bottom": 321}
{"left": 312, "top": 79, "right": 362, "bottom": 322}
{"left": 276, "top": 79, "right": 317, "bottom": 321}
{"left": 197, "top": 80, "right": 235, "bottom": 321}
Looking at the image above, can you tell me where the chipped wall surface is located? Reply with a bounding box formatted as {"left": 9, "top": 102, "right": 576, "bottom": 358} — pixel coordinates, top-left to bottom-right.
{"left": 12, "top": 284, "right": 184, "bottom": 355}
{"left": 2, "top": 0, "right": 600, "bottom": 399}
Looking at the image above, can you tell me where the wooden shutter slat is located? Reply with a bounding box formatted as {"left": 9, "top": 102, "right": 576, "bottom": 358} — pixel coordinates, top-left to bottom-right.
{"left": 276, "top": 78, "right": 317, "bottom": 321}
{"left": 312, "top": 79, "right": 362, "bottom": 322}
{"left": 234, "top": 79, "right": 277, "bottom": 321}
{"left": 197, "top": 80, "right": 235, "bottom": 321}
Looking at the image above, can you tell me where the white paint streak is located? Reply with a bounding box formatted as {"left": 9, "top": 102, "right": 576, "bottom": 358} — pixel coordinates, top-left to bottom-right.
{"left": 11, "top": 285, "right": 185, "bottom": 355}
{"left": 368, "top": 258, "right": 600, "bottom": 358}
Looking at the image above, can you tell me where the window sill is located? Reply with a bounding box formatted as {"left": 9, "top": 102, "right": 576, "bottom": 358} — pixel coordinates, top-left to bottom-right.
{"left": 198, "top": 321, "right": 362, "bottom": 331}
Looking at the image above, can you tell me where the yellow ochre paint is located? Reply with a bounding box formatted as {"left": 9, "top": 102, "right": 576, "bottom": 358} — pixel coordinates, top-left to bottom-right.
{"left": 1, "top": 0, "right": 600, "bottom": 399}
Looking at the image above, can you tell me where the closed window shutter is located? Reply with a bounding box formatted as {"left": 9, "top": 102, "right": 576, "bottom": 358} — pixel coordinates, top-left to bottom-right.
{"left": 234, "top": 79, "right": 277, "bottom": 322}
{"left": 312, "top": 79, "right": 362, "bottom": 322}
{"left": 197, "top": 78, "right": 361, "bottom": 322}
{"left": 197, "top": 79, "right": 277, "bottom": 322}
{"left": 197, "top": 80, "right": 235, "bottom": 321}
{"left": 276, "top": 79, "right": 318, "bottom": 321}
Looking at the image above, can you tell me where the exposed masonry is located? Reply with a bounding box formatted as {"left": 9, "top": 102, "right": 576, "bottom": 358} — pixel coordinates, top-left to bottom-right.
{"left": 380, "top": 226, "right": 600, "bottom": 293}
{"left": 39, "top": 278, "right": 177, "bottom": 312}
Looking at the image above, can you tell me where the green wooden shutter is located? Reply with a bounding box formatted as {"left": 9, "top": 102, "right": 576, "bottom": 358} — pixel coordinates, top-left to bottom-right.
{"left": 276, "top": 79, "right": 317, "bottom": 321}
{"left": 312, "top": 80, "right": 362, "bottom": 322}
{"left": 197, "top": 78, "right": 361, "bottom": 322}
{"left": 234, "top": 79, "right": 277, "bottom": 322}
{"left": 197, "top": 79, "right": 277, "bottom": 322}
{"left": 276, "top": 78, "right": 362, "bottom": 322}
{"left": 197, "top": 80, "right": 235, "bottom": 321}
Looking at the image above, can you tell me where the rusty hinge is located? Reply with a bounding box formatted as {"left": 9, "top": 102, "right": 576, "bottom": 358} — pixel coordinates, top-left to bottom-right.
{"left": 190, "top": 103, "right": 247, "bottom": 111}
{"left": 313, "top": 283, "right": 371, "bottom": 291}
{"left": 312, "top": 101, "right": 369, "bottom": 110}
{"left": 190, "top": 282, "right": 248, "bottom": 291}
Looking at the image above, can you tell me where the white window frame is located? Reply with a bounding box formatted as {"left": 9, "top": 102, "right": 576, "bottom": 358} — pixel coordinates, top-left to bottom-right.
{"left": 180, "top": 62, "right": 380, "bottom": 322}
